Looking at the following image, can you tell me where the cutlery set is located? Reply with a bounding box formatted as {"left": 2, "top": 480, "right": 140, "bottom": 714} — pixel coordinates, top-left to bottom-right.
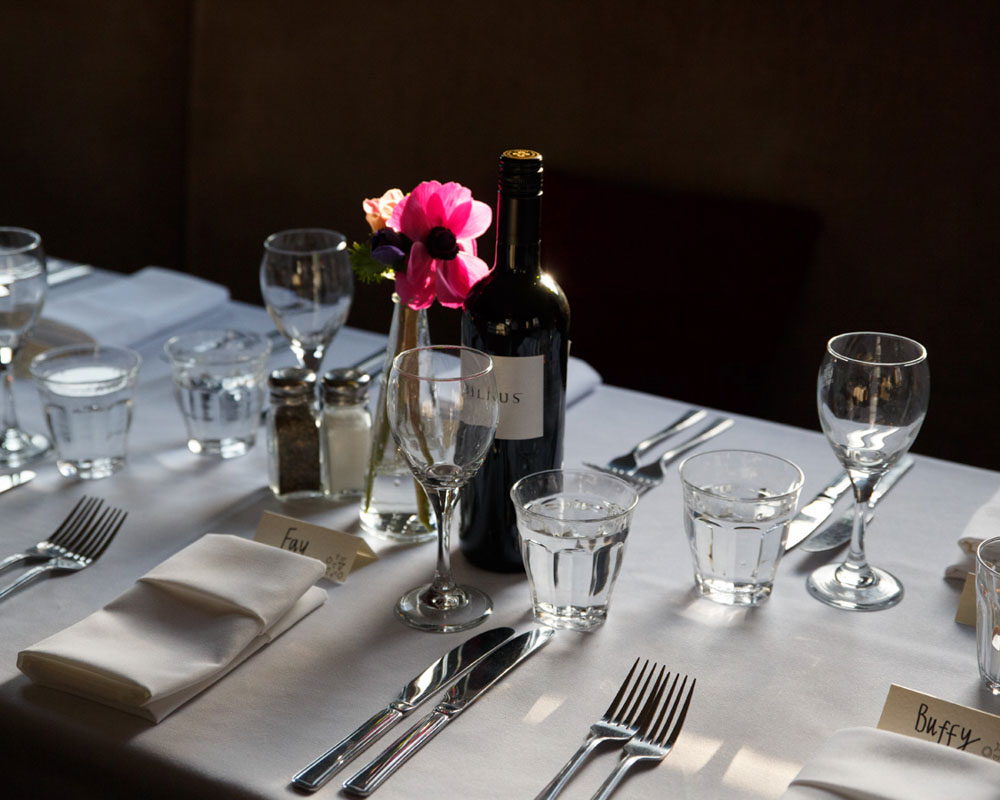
{"left": 296, "top": 634, "right": 694, "bottom": 799}
{"left": 589, "top": 410, "right": 915, "bottom": 554}
{"left": 0, "top": 495, "right": 126, "bottom": 602}
{"left": 534, "top": 658, "right": 695, "bottom": 800}
{"left": 0, "top": 409, "right": 915, "bottom": 796}
{"left": 294, "top": 626, "right": 555, "bottom": 796}
{"left": 584, "top": 409, "right": 736, "bottom": 495}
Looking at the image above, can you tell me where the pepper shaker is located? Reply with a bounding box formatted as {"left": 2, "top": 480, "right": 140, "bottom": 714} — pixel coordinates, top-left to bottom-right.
{"left": 321, "top": 368, "right": 372, "bottom": 501}
{"left": 266, "top": 367, "right": 323, "bottom": 500}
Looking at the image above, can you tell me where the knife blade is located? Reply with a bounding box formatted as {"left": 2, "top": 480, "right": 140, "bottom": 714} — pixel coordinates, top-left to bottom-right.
{"left": 292, "top": 625, "right": 516, "bottom": 792}
{"left": 343, "top": 627, "right": 556, "bottom": 797}
{"left": 799, "top": 456, "right": 915, "bottom": 553}
{"left": 784, "top": 471, "right": 853, "bottom": 551}
{"left": 0, "top": 470, "right": 36, "bottom": 495}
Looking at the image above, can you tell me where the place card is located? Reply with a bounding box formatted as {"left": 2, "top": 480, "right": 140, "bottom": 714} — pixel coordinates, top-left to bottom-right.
{"left": 254, "top": 511, "right": 376, "bottom": 583}
{"left": 877, "top": 684, "right": 1000, "bottom": 761}
{"left": 956, "top": 572, "right": 977, "bottom": 627}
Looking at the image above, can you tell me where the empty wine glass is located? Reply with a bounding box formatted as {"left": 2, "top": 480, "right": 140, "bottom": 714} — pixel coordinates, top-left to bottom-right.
{"left": 807, "top": 332, "right": 929, "bottom": 610}
{"left": 387, "top": 346, "right": 499, "bottom": 632}
{"left": 0, "top": 228, "right": 51, "bottom": 467}
{"left": 260, "top": 229, "right": 354, "bottom": 373}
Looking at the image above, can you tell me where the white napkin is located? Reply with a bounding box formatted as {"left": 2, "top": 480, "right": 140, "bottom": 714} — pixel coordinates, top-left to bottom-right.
{"left": 946, "top": 486, "right": 1000, "bottom": 580}
{"left": 17, "top": 534, "right": 326, "bottom": 722}
{"left": 781, "top": 727, "right": 1000, "bottom": 799}
{"left": 567, "top": 356, "right": 601, "bottom": 407}
{"left": 43, "top": 266, "right": 230, "bottom": 348}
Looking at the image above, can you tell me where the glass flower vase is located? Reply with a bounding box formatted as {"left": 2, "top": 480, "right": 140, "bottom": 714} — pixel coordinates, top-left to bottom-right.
{"left": 359, "top": 294, "right": 436, "bottom": 542}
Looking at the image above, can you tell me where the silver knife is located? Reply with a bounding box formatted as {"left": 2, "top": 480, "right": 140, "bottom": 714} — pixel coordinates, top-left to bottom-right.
{"left": 343, "top": 627, "right": 556, "bottom": 796}
{"left": 292, "top": 626, "right": 516, "bottom": 792}
{"left": 799, "top": 456, "right": 915, "bottom": 553}
{"left": 784, "top": 472, "right": 853, "bottom": 551}
{"left": 0, "top": 470, "right": 36, "bottom": 495}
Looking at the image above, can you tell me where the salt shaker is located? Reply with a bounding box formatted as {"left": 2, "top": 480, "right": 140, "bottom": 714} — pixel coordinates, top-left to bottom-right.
{"left": 321, "top": 368, "right": 372, "bottom": 501}
{"left": 266, "top": 367, "right": 323, "bottom": 500}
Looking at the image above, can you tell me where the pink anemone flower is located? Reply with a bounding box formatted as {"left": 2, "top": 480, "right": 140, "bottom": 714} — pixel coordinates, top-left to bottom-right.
{"left": 389, "top": 180, "right": 492, "bottom": 309}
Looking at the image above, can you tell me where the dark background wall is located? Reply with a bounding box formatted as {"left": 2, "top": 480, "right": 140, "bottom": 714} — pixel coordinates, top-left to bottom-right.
{"left": 2, "top": 1, "right": 998, "bottom": 470}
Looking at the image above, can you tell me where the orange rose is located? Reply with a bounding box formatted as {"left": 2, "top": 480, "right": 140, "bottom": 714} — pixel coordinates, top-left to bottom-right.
{"left": 363, "top": 188, "right": 404, "bottom": 232}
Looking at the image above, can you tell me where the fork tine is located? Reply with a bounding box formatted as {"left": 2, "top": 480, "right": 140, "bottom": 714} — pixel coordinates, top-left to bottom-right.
{"left": 87, "top": 510, "right": 126, "bottom": 561}
{"left": 603, "top": 657, "right": 641, "bottom": 717}
{"left": 73, "top": 507, "right": 125, "bottom": 560}
{"left": 51, "top": 497, "right": 103, "bottom": 547}
{"left": 621, "top": 662, "right": 660, "bottom": 726}
{"left": 646, "top": 673, "right": 682, "bottom": 740}
{"left": 57, "top": 498, "right": 107, "bottom": 553}
{"left": 47, "top": 496, "right": 90, "bottom": 543}
{"left": 635, "top": 667, "right": 670, "bottom": 735}
{"left": 659, "top": 678, "right": 695, "bottom": 748}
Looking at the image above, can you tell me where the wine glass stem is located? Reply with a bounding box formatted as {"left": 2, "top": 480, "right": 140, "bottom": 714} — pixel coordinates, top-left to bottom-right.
{"left": 426, "top": 486, "right": 461, "bottom": 600}
{"left": 0, "top": 347, "right": 21, "bottom": 437}
{"left": 836, "top": 470, "right": 882, "bottom": 588}
{"left": 291, "top": 342, "right": 324, "bottom": 374}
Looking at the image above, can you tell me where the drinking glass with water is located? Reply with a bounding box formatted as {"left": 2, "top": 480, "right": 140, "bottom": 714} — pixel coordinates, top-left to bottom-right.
{"left": 511, "top": 469, "right": 639, "bottom": 631}
{"left": 163, "top": 330, "right": 271, "bottom": 459}
{"left": 30, "top": 345, "right": 141, "bottom": 479}
{"left": 679, "top": 450, "right": 803, "bottom": 606}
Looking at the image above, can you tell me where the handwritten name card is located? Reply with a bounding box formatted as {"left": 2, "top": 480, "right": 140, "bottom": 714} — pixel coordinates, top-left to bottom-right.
{"left": 254, "top": 511, "right": 376, "bottom": 583}
{"left": 956, "top": 572, "right": 977, "bottom": 627}
{"left": 878, "top": 684, "right": 1000, "bottom": 762}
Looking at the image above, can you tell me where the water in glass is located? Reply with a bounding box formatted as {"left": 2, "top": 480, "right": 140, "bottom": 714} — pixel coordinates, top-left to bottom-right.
{"left": 37, "top": 363, "right": 135, "bottom": 478}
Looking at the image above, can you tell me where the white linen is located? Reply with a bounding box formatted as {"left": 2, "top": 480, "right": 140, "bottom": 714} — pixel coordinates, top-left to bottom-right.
{"left": 946, "top": 485, "right": 1000, "bottom": 579}
{"left": 780, "top": 727, "right": 1000, "bottom": 799}
{"left": 42, "top": 266, "right": 230, "bottom": 348}
{"left": 17, "top": 534, "right": 326, "bottom": 722}
{"left": 567, "top": 355, "right": 601, "bottom": 406}
{"left": 3, "top": 265, "right": 998, "bottom": 799}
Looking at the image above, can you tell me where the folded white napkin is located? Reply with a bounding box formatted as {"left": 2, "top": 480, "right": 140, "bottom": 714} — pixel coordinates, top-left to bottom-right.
{"left": 18, "top": 534, "right": 326, "bottom": 722}
{"left": 567, "top": 356, "right": 601, "bottom": 407}
{"left": 43, "top": 266, "right": 230, "bottom": 348}
{"left": 781, "top": 727, "right": 1000, "bottom": 799}
{"left": 946, "top": 486, "right": 1000, "bottom": 580}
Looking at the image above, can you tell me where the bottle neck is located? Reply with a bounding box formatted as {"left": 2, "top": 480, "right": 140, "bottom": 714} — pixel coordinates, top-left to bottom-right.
{"left": 494, "top": 192, "right": 541, "bottom": 274}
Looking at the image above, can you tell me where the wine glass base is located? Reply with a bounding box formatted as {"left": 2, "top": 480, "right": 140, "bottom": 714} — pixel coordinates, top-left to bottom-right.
{"left": 806, "top": 563, "right": 903, "bottom": 611}
{"left": 396, "top": 583, "right": 493, "bottom": 633}
{"left": 0, "top": 429, "right": 51, "bottom": 469}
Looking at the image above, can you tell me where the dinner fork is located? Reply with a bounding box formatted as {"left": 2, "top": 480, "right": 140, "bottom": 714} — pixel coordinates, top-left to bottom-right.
{"left": 592, "top": 418, "right": 735, "bottom": 495}
{"left": 0, "top": 496, "right": 105, "bottom": 574}
{"left": 589, "top": 671, "right": 696, "bottom": 800}
{"left": 586, "top": 410, "right": 707, "bottom": 476}
{"left": 534, "top": 658, "right": 659, "bottom": 800}
{"left": 0, "top": 504, "right": 126, "bottom": 601}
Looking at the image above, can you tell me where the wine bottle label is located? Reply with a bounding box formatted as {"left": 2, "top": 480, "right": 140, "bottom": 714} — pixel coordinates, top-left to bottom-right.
{"left": 490, "top": 354, "right": 544, "bottom": 440}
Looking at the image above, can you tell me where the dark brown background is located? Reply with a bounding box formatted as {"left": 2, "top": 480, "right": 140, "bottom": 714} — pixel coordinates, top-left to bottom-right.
{"left": 3, "top": 1, "right": 997, "bottom": 469}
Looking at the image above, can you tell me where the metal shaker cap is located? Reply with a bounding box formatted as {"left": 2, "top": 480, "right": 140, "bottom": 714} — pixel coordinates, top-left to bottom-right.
{"left": 321, "top": 368, "right": 371, "bottom": 405}
{"left": 268, "top": 367, "right": 316, "bottom": 398}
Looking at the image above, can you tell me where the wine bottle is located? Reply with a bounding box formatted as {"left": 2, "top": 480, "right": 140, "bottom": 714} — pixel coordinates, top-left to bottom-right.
{"left": 460, "top": 149, "right": 570, "bottom": 572}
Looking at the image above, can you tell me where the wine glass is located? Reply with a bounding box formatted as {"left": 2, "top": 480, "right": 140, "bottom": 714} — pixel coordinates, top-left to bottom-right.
{"left": 386, "top": 346, "right": 499, "bottom": 632}
{"left": 807, "top": 332, "right": 929, "bottom": 611}
{"left": 0, "top": 228, "right": 51, "bottom": 467}
{"left": 260, "top": 229, "right": 354, "bottom": 373}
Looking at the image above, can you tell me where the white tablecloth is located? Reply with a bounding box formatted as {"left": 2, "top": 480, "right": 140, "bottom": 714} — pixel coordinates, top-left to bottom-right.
{"left": 1, "top": 268, "right": 998, "bottom": 799}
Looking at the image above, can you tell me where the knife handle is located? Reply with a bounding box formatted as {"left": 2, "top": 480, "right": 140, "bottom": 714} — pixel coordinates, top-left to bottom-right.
{"left": 292, "top": 704, "right": 405, "bottom": 792}
{"left": 343, "top": 709, "right": 452, "bottom": 796}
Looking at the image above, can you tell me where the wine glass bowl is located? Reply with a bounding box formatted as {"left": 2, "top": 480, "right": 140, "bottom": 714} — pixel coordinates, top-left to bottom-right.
{"left": 0, "top": 227, "right": 51, "bottom": 467}
{"left": 808, "top": 331, "right": 929, "bottom": 611}
{"left": 260, "top": 229, "right": 354, "bottom": 373}
{"left": 386, "top": 345, "right": 499, "bottom": 632}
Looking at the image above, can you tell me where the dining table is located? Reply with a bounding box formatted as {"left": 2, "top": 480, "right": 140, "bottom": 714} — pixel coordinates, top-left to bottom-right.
{"left": 1, "top": 263, "right": 998, "bottom": 799}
